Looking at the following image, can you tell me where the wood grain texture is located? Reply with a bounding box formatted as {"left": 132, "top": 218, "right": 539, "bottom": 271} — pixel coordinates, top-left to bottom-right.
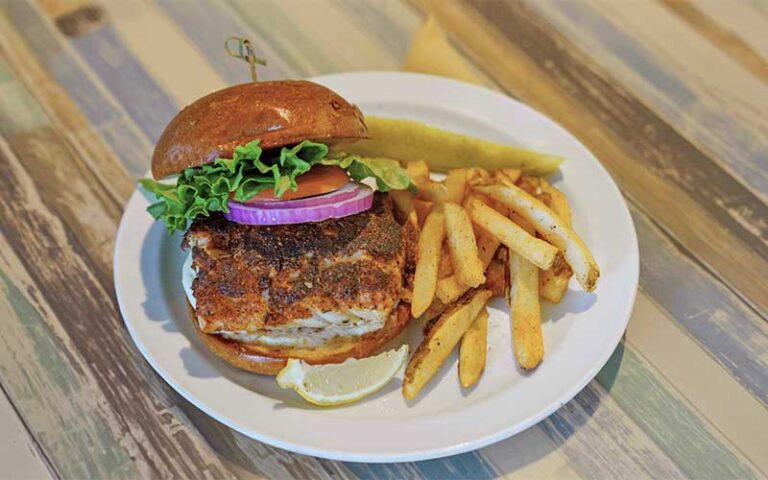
{"left": 0, "top": 388, "right": 54, "bottom": 480}
{"left": 0, "top": 1, "right": 154, "bottom": 178}
{"left": 527, "top": 0, "right": 768, "bottom": 203}
{"left": 416, "top": 0, "right": 768, "bottom": 318}
{"left": 628, "top": 292, "right": 768, "bottom": 474}
{"left": 658, "top": 0, "right": 768, "bottom": 81}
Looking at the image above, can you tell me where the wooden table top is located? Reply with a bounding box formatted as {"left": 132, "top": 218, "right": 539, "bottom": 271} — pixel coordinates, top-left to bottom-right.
{"left": 0, "top": 0, "right": 765, "bottom": 478}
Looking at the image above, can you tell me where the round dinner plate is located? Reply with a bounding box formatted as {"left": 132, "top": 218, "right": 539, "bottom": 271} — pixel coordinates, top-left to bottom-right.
{"left": 114, "top": 72, "right": 639, "bottom": 463}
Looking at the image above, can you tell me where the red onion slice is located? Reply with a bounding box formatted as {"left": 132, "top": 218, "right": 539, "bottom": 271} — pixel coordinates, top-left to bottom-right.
{"left": 243, "top": 182, "right": 359, "bottom": 209}
{"left": 225, "top": 185, "right": 374, "bottom": 226}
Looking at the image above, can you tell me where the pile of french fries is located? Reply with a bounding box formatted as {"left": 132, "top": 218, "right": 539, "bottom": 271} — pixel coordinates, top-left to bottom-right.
{"left": 393, "top": 161, "right": 600, "bottom": 401}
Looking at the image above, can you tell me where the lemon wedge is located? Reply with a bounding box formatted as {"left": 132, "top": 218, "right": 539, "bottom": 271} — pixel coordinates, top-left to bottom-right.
{"left": 276, "top": 345, "right": 409, "bottom": 406}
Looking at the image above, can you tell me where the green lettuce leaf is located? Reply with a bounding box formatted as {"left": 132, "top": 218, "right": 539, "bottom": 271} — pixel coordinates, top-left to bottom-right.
{"left": 141, "top": 140, "right": 414, "bottom": 233}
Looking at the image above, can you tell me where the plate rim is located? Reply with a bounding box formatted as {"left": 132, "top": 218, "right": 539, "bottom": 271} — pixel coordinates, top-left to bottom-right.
{"left": 114, "top": 71, "right": 639, "bottom": 463}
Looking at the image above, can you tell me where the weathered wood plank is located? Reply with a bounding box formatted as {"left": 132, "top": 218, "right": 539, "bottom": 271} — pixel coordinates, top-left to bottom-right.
{"left": 528, "top": 0, "right": 768, "bottom": 201}
{"left": 0, "top": 12, "right": 133, "bottom": 203}
{"left": 154, "top": 0, "right": 294, "bottom": 84}
{"left": 631, "top": 201, "right": 768, "bottom": 406}
{"left": 595, "top": 344, "right": 757, "bottom": 479}
{"left": 333, "top": 0, "right": 423, "bottom": 61}
{"left": 0, "top": 63, "right": 122, "bottom": 284}
{"left": 0, "top": 1, "right": 153, "bottom": 178}
{"left": 657, "top": 0, "right": 768, "bottom": 81}
{"left": 0, "top": 388, "right": 55, "bottom": 480}
{"left": 99, "top": 0, "right": 228, "bottom": 108}
{"left": 64, "top": 23, "right": 179, "bottom": 142}
{"left": 415, "top": 0, "right": 768, "bottom": 318}
{"left": 628, "top": 292, "right": 768, "bottom": 474}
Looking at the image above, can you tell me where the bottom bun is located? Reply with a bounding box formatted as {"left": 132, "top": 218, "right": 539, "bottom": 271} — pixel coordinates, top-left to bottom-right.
{"left": 188, "top": 301, "right": 411, "bottom": 375}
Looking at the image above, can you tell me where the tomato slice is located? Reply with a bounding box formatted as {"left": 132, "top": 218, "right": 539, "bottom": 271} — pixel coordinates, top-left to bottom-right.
{"left": 247, "top": 166, "right": 350, "bottom": 202}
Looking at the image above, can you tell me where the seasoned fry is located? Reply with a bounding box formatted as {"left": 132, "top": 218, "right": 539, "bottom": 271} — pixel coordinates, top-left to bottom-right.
{"left": 334, "top": 117, "right": 564, "bottom": 175}
{"left": 406, "top": 159, "right": 429, "bottom": 187}
{"left": 509, "top": 251, "right": 544, "bottom": 369}
{"left": 537, "top": 180, "right": 574, "bottom": 302}
{"left": 436, "top": 227, "right": 500, "bottom": 304}
{"left": 411, "top": 205, "right": 446, "bottom": 318}
{"left": 501, "top": 168, "right": 522, "bottom": 184}
{"left": 403, "top": 289, "right": 493, "bottom": 400}
{"left": 390, "top": 190, "right": 419, "bottom": 230}
{"left": 516, "top": 175, "right": 540, "bottom": 196}
{"left": 477, "top": 185, "right": 599, "bottom": 291}
{"left": 539, "top": 254, "right": 572, "bottom": 303}
{"left": 444, "top": 203, "right": 485, "bottom": 287}
{"left": 466, "top": 197, "right": 558, "bottom": 271}
{"left": 418, "top": 298, "right": 448, "bottom": 324}
{"left": 437, "top": 242, "right": 454, "bottom": 279}
{"left": 467, "top": 168, "right": 493, "bottom": 187}
{"left": 539, "top": 180, "right": 572, "bottom": 227}
{"left": 485, "top": 258, "right": 507, "bottom": 298}
{"left": 459, "top": 307, "right": 489, "bottom": 388}
{"left": 417, "top": 181, "right": 449, "bottom": 203}
{"left": 444, "top": 168, "right": 467, "bottom": 203}
{"left": 413, "top": 199, "right": 432, "bottom": 227}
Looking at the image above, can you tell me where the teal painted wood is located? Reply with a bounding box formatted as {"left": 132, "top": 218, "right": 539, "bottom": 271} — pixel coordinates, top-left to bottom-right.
{"left": 332, "top": 0, "right": 422, "bottom": 59}
{"left": 541, "top": 378, "right": 687, "bottom": 479}
{"left": 346, "top": 451, "right": 501, "bottom": 480}
{"left": 0, "top": 270, "right": 133, "bottom": 480}
{"left": 527, "top": 0, "right": 768, "bottom": 201}
{"left": 631, "top": 201, "right": 768, "bottom": 406}
{"left": 596, "top": 344, "right": 756, "bottom": 479}
{"left": 156, "top": 0, "right": 293, "bottom": 84}
{"left": 70, "top": 25, "right": 178, "bottom": 142}
{"left": 223, "top": 0, "right": 339, "bottom": 77}
{"left": 0, "top": 1, "right": 153, "bottom": 178}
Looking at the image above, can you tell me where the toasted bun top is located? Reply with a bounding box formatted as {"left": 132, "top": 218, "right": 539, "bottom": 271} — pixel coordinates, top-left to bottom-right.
{"left": 151, "top": 80, "right": 368, "bottom": 179}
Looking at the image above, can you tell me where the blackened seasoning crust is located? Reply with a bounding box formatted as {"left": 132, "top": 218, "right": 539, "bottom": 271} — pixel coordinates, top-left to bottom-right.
{"left": 184, "top": 194, "right": 408, "bottom": 333}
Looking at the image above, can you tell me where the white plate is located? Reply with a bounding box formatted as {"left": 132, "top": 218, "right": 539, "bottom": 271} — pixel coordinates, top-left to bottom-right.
{"left": 114, "top": 72, "right": 638, "bottom": 463}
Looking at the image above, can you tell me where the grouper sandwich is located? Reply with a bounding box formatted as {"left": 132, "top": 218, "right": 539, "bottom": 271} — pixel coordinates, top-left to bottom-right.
{"left": 141, "top": 80, "right": 416, "bottom": 375}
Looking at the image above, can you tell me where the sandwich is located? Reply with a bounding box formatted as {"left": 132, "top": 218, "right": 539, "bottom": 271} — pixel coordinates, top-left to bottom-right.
{"left": 141, "top": 80, "right": 416, "bottom": 375}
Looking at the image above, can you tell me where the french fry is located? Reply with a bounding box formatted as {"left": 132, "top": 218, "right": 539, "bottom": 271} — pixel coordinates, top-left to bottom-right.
{"left": 509, "top": 251, "right": 544, "bottom": 369}
{"left": 444, "top": 203, "right": 485, "bottom": 287}
{"left": 477, "top": 185, "right": 599, "bottom": 291}
{"left": 485, "top": 258, "right": 507, "bottom": 298}
{"left": 466, "top": 197, "right": 558, "bottom": 271}
{"left": 516, "top": 175, "right": 540, "bottom": 196}
{"left": 411, "top": 205, "right": 446, "bottom": 318}
{"left": 413, "top": 199, "right": 432, "bottom": 227}
{"left": 539, "top": 255, "right": 572, "bottom": 303}
{"left": 417, "top": 181, "right": 449, "bottom": 203}
{"left": 406, "top": 160, "right": 429, "bottom": 187}
{"left": 467, "top": 168, "right": 493, "bottom": 187}
{"left": 459, "top": 307, "right": 489, "bottom": 388}
{"left": 539, "top": 180, "right": 572, "bottom": 227}
{"left": 437, "top": 242, "right": 454, "bottom": 279}
{"left": 501, "top": 168, "right": 522, "bottom": 183}
{"left": 390, "top": 190, "right": 419, "bottom": 230}
{"left": 444, "top": 168, "right": 467, "bottom": 203}
{"left": 537, "top": 180, "right": 574, "bottom": 303}
{"left": 418, "top": 298, "right": 447, "bottom": 325}
{"left": 436, "top": 227, "right": 500, "bottom": 304}
{"left": 403, "top": 289, "right": 493, "bottom": 400}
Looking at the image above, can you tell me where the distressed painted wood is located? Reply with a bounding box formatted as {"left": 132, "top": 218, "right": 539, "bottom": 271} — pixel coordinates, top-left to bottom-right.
{"left": 0, "top": 0, "right": 766, "bottom": 478}
{"left": 0, "top": 389, "right": 53, "bottom": 480}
